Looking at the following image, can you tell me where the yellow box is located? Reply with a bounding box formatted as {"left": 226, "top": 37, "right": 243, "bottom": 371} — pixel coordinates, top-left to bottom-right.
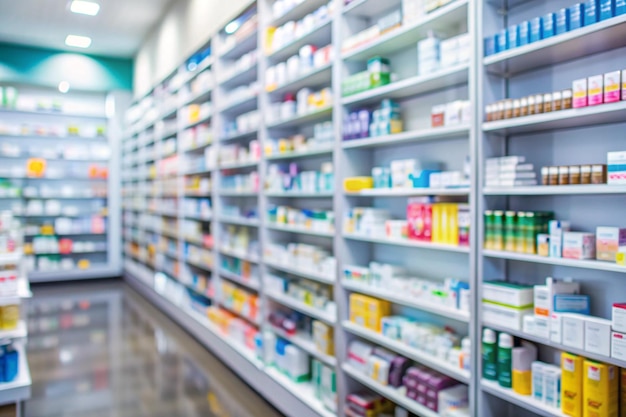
{"left": 513, "top": 369, "right": 532, "bottom": 396}
{"left": 432, "top": 204, "right": 443, "bottom": 243}
{"left": 448, "top": 204, "right": 459, "bottom": 245}
{"left": 562, "top": 353, "right": 584, "bottom": 417}
{"left": 343, "top": 177, "right": 374, "bottom": 192}
{"left": 583, "top": 360, "right": 618, "bottom": 417}
{"left": 364, "top": 298, "right": 390, "bottom": 316}
{"left": 620, "top": 369, "right": 626, "bottom": 417}
{"left": 313, "top": 321, "right": 334, "bottom": 355}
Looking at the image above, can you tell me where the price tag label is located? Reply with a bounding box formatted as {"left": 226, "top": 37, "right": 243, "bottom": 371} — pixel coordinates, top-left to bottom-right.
{"left": 26, "top": 158, "right": 46, "bottom": 178}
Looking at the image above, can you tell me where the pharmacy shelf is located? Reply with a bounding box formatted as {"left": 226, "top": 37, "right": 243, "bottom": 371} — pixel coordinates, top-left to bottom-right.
{"left": 265, "top": 146, "right": 333, "bottom": 161}
{"left": 0, "top": 344, "right": 31, "bottom": 406}
{"left": 180, "top": 86, "right": 213, "bottom": 107}
{"left": 219, "top": 269, "right": 260, "bottom": 291}
{"left": 268, "top": 64, "right": 333, "bottom": 97}
{"left": 183, "top": 214, "right": 212, "bottom": 222}
{"left": 218, "top": 216, "right": 260, "bottom": 227}
{"left": 481, "top": 380, "right": 566, "bottom": 417}
{"left": 342, "top": 280, "right": 470, "bottom": 322}
{"left": 219, "top": 94, "right": 258, "bottom": 115}
{"left": 271, "top": 0, "right": 328, "bottom": 27}
{"left": 0, "top": 252, "right": 22, "bottom": 265}
{"left": 184, "top": 191, "right": 212, "bottom": 197}
{"left": 268, "top": 19, "right": 332, "bottom": 62}
{"left": 173, "top": 57, "right": 214, "bottom": 93}
{"left": 484, "top": 14, "right": 626, "bottom": 76}
{"left": 218, "top": 190, "right": 258, "bottom": 197}
{"left": 29, "top": 249, "right": 106, "bottom": 256}
{"left": 342, "top": 0, "right": 468, "bottom": 61}
{"left": 266, "top": 222, "right": 335, "bottom": 238}
{"left": 0, "top": 321, "right": 27, "bottom": 340}
{"left": 483, "top": 249, "right": 626, "bottom": 274}
{"left": 219, "top": 247, "right": 260, "bottom": 263}
{"left": 343, "top": 0, "right": 398, "bottom": 17}
{"left": 342, "top": 125, "right": 470, "bottom": 149}
{"left": 346, "top": 187, "right": 470, "bottom": 197}
{"left": 0, "top": 107, "right": 106, "bottom": 119}
{"left": 265, "top": 191, "right": 334, "bottom": 198}
{"left": 265, "top": 259, "right": 336, "bottom": 284}
{"left": 483, "top": 322, "right": 626, "bottom": 369}
{"left": 271, "top": 326, "right": 337, "bottom": 367}
{"left": 22, "top": 195, "right": 107, "bottom": 200}
{"left": 181, "top": 113, "right": 213, "bottom": 130}
{"left": 265, "top": 367, "right": 336, "bottom": 417}
{"left": 220, "top": 129, "right": 258, "bottom": 142}
{"left": 219, "top": 64, "right": 258, "bottom": 89}
{"left": 344, "top": 233, "right": 470, "bottom": 253}
{"left": 267, "top": 107, "right": 333, "bottom": 129}
{"left": 483, "top": 184, "right": 626, "bottom": 195}
{"left": 219, "top": 29, "right": 259, "bottom": 60}
{"left": 483, "top": 101, "right": 626, "bottom": 135}
{"left": 343, "top": 321, "right": 470, "bottom": 383}
{"left": 220, "top": 302, "right": 261, "bottom": 326}
{"left": 184, "top": 259, "right": 214, "bottom": 272}
{"left": 343, "top": 364, "right": 440, "bottom": 417}
{"left": 183, "top": 141, "right": 213, "bottom": 152}
{"left": 0, "top": 279, "right": 33, "bottom": 305}
{"left": 265, "top": 291, "right": 336, "bottom": 324}
{"left": 25, "top": 231, "right": 106, "bottom": 237}
{"left": 219, "top": 160, "right": 259, "bottom": 170}
{"left": 342, "top": 64, "right": 469, "bottom": 106}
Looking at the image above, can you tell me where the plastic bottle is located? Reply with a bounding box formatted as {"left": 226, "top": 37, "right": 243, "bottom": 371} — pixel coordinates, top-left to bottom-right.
{"left": 482, "top": 328, "right": 498, "bottom": 380}
{"left": 461, "top": 337, "right": 471, "bottom": 372}
{"left": 497, "top": 332, "right": 514, "bottom": 388}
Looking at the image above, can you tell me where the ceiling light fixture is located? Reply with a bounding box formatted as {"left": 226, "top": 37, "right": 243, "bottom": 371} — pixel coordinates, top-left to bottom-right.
{"left": 65, "top": 35, "right": 92, "bottom": 48}
{"left": 58, "top": 81, "right": 70, "bottom": 94}
{"left": 70, "top": 1, "right": 100, "bottom": 16}
{"left": 224, "top": 20, "right": 240, "bottom": 34}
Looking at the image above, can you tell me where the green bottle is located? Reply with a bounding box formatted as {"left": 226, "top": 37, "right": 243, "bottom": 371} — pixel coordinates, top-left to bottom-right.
{"left": 497, "top": 332, "right": 514, "bottom": 388}
{"left": 482, "top": 328, "right": 498, "bottom": 380}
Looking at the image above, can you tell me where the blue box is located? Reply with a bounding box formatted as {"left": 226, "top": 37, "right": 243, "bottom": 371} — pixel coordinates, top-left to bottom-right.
{"left": 507, "top": 25, "right": 520, "bottom": 48}
{"left": 570, "top": 3, "right": 585, "bottom": 28}
{"left": 584, "top": 0, "right": 599, "bottom": 25}
{"left": 600, "top": 0, "right": 615, "bottom": 19}
{"left": 497, "top": 29, "right": 508, "bottom": 52}
{"left": 484, "top": 36, "right": 496, "bottom": 56}
{"left": 553, "top": 294, "right": 591, "bottom": 315}
{"left": 518, "top": 21, "right": 530, "bottom": 45}
{"left": 530, "top": 17, "right": 543, "bottom": 42}
{"left": 617, "top": 0, "right": 626, "bottom": 15}
{"left": 556, "top": 8, "right": 570, "bottom": 34}
{"left": 542, "top": 13, "right": 556, "bottom": 38}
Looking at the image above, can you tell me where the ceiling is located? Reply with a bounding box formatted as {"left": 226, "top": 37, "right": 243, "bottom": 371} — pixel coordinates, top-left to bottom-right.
{"left": 0, "top": 0, "right": 175, "bottom": 58}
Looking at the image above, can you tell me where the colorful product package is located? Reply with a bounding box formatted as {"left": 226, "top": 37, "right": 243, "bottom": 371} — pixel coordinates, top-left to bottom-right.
{"left": 582, "top": 360, "right": 618, "bottom": 417}
{"left": 562, "top": 353, "right": 584, "bottom": 417}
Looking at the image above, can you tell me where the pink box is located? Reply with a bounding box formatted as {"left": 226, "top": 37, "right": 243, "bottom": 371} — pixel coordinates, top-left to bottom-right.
{"left": 588, "top": 75, "right": 604, "bottom": 106}
{"left": 572, "top": 78, "right": 588, "bottom": 108}
{"left": 562, "top": 232, "right": 596, "bottom": 260}
{"left": 604, "top": 71, "right": 621, "bottom": 103}
{"left": 407, "top": 200, "right": 432, "bottom": 241}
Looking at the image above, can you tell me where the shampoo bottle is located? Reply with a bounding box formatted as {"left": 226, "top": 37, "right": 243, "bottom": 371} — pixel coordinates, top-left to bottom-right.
{"left": 497, "top": 333, "right": 513, "bottom": 388}
{"left": 482, "top": 328, "right": 498, "bottom": 380}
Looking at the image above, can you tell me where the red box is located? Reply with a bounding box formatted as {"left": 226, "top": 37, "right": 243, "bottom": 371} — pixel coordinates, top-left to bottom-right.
{"left": 407, "top": 200, "right": 432, "bottom": 241}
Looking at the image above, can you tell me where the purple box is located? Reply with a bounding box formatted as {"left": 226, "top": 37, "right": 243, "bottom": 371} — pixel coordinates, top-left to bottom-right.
{"left": 407, "top": 389, "right": 418, "bottom": 400}
{"left": 388, "top": 356, "right": 411, "bottom": 387}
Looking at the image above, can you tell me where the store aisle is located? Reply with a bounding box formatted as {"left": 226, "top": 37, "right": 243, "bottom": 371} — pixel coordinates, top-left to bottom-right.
{"left": 23, "top": 280, "right": 285, "bottom": 417}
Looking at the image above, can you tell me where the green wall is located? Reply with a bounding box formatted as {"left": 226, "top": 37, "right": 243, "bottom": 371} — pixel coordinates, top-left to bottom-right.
{"left": 0, "top": 43, "right": 133, "bottom": 92}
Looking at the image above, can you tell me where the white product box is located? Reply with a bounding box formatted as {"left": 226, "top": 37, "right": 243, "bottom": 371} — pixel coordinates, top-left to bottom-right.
{"left": 483, "top": 281, "right": 534, "bottom": 307}
{"left": 562, "top": 232, "right": 596, "bottom": 260}
{"left": 611, "top": 331, "right": 626, "bottom": 361}
{"left": 607, "top": 151, "right": 626, "bottom": 184}
{"left": 550, "top": 313, "right": 563, "bottom": 344}
{"left": 562, "top": 313, "right": 586, "bottom": 350}
{"left": 612, "top": 303, "right": 626, "bottom": 333}
{"left": 549, "top": 220, "right": 570, "bottom": 258}
{"left": 534, "top": 316, "right": 550, "bottom": 339}
{"left": 483, "top": 302, "right": 533, "bottom": 331}
{"left": 534, "top": 278, "right": 580, "bottom": 317}
{"left": 532, "top": 362, "right": 547, "bottom": 402}
{"left": 584, "top": 317, "right": 612, "bottom": 357}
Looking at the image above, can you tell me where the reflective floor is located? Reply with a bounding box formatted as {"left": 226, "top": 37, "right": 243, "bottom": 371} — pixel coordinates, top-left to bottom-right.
{"left": 24, "top": 280, "right": 285, "bottom": 417}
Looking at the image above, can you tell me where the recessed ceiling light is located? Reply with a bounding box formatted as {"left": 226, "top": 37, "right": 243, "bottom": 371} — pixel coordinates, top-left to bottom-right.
{"left": 65, "top": 35, "right": 92, "bottom": 48}
{"left": 224, "top": 20, "right": 240, "bottom": 34}
{"left": 70, "top": 1, "right": 100, "bottom": 16}
{"left": 58, "top": 81, "right": 70, "bottom": 94}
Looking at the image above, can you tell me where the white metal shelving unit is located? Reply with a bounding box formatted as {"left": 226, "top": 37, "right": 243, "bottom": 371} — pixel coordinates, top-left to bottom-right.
{"left": 121, "top": 0, "right": 626, "bottom": 416}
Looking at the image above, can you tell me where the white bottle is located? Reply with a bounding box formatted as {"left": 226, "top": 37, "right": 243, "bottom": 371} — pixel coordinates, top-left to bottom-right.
{"left": 461, "top": 337, "right": 471, "bottom": 371}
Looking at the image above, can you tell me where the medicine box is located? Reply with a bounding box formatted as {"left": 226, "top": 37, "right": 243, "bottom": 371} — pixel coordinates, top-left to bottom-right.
{"left": 550, "top": 313, "right": 563, "bottom": 343}
{"left": 611, "top": 331, "right": 626, "bottom": 360}
{"left": 583, "top": 360, "right": 618, "bottom": 417}
{"left": 561, "top": 353, "right": 583, "bottom": 417}
{"left": 532, "top": 362, "right": 547, "bottom": 401}
{"left": 549, "top": 220, "right": 570, "bottom": 258}
{"left": 596, "top": 226, "right": 626, "bottom": 261}
{"left": 518, "top": 21, "right": 530, "bottom": 46}
{"left": 621, "top": 369, "right": 626, "bottom": 417}
{"left": 584, "top": 317, "right": 612, "bottom": 357}
{"left": 542, "top": 13, "right": 556, "bottom": 38}
{"left": 607, "top": 151, "right": 626, "bottom": 184}
{"left": 562, "top": 313, "right": 586, "bottom": 349}
{"left": 613, "top": 303, "right": 626, "bottom": 333}
{"left": 588, "top": 74, "right": 604, "bottom": 105}
{"left": 484, "top": 36, "right": 496, "bottom": 56}
{"left": 600, "top": 0, "right": 615, "bottom": 20}
{"left": 622, "top": 70, "right": 626, "bottom": 101}
{"left": 554, "top": 294, "right": 590, "bottom": 315}
{"left": 584, "top": 0, "right": 600, "bottom": 25}
{"left": 483, "top": 281, "right": 534, "bottom": 307}
{"left": 483, "top": 302, "right": 533, "bottom": 331}
{"left": 530, "top": 17, "right": 542, "bottom": 43}
{"left": 544, "top": 366, "right": 562, "bottom": 409}
{"left": 534, "top": 278, "right": 580, "bottom": 317}
{"left": 506, "top": 25, "right": 519, "bottom": 49}
{"left": 604, "top": 71, "right": 621, "bottom": 103}
{"left": 556, "top": 8, "right": 570, "bottom": 34}
{"left": 573, "top": 78, "right": 589, "bottom": 108}
{"left": 562, "top": 232, "right": 596, "bottom": 260}
{"left": 617, "top": 0, "right": 626, "bottom": 15}
{"left": 570, "top": 3, "right": 585, "bottom": 30}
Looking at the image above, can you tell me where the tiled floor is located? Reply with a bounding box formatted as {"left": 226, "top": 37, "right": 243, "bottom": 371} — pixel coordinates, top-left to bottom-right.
{"left": 24, "top": 280, "right": 285, "bottom": 417}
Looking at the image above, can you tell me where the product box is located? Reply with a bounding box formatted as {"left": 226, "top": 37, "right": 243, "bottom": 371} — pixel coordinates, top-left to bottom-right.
{"left": 600, "top": 0, "right": 615, "bottom": 20}
{"left": 554, "top": 294, "right": 591, "bottom": 315}
{"left": 483, "top": 280, "right": 534, "bottom": 308}
{"left": 556, "top": 8, "right": 571, "bottom": 34}
{"left": 561, "top": 353, "right": 583, "bottom": 417}
{"left": 551, "top": 313, "right": 563, "bottom": 343}
{"left": 617, "top": 0, "right": 626, "bottom": 15}
{"left": 622, "top": 70, "right": 626, "bottom": 101}
{"left": 507, "top": 25, "right": 519, "bottom": 49}
{"left": 621, "top": 369, "right": 626, "bottom": 417}
{"left": 534, "top": 277, "right": 580, "bottom": 317}
{"left": 549, "top": 220, "right": 571, "bottom": 258}
{"left": 582, "top": 360, "right": 618, "bottom": 417}
{"left": 570, "top": 3, "right": 585, "bottom": 29}
{"left": 523, "top": 315, "right": 550, "bottom": 339}
{"left": 584, "top": 317, "right": 612, "bottom": 357}
{"left": 611, "top": 331, "right": 626, "bottom": 360}
{"left": 584, "top": 0, "right": 600, "bottom": 25}
{"left": 407, "top": 200, "right": 433, "bottom": 241}
{"left": 562, "top": 232, "right": 596, "bottom": 260}
{"left": 542, "top": 13, "right": 556, "bottom": 38}
{"left": 604, "top": 71, "right": 621, "bottom": 103}
{"left": 613, "top": 303, "right": 626, "bottom": 333}
{"left": 532, "top": 362, "right": 547, "bottom": 401}
{"left": 484, "top": 36, "right": 496, "bottom": 56}
{"left": 596, "top": 226, "right": 626, "bottom": 261}
{"left": 530, "top": 17, "right": 543, "bottom": 42}
{"left": 544, "top": 366, "right": 562, "bottom": 409}
{"left": 607, "top": 151, "right": 626, "bottom": 184}
{"left": 562, "top": 313, "right": 586, "bottom": 349}
{"left": 573, "top": 78, "right": 589, "bottom": 108}
{"left": 518, "top": 20, "right": 530, "bottom": 46}
{"left": 483, "top": 301, "right": 533, "bottom": 331}
{"left": 588, "top": 74, "right": 604, "bottom": 105}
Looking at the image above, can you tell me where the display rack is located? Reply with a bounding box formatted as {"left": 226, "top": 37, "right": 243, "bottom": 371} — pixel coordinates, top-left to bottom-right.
{"left": 122, "top": 0, "right": 626, "bottom": 416}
